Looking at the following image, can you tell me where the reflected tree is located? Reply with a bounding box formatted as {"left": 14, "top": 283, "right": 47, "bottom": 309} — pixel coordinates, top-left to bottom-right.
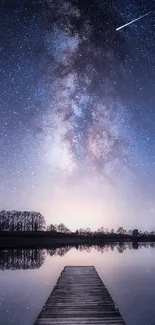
{"left": 47, "top": 246, "right": 71, "bottom": 257}
{"left": 132, "top": 242, "right": 139, "bottom": 249}
{"left": 45, "top": 242, "right": 155, "bottom": 260}
{"left": 0, "top": 249, "right": 45, "bottom": 270}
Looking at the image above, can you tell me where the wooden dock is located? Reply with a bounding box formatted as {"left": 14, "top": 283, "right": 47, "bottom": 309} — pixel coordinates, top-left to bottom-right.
{"left": 34, "top": 266, "right": 126, "bottom": 325}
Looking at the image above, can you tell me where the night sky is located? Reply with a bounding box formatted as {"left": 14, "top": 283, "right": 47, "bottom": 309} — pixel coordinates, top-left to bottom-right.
{"left": 1, "top": 0, "right": 155, "bottom": 230}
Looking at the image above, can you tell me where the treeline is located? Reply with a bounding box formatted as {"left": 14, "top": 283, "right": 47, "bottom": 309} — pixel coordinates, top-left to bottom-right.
{"left": 0, "top": 210, "right": 45, "bottom": 232}
{"left": 47, "top": 224, "right": 155, "bottom": 237}
{"left": 0, "top": 210, "right": 155, "bottom": 238}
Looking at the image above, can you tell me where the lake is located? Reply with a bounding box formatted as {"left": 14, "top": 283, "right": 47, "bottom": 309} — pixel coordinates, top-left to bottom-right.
{"left": 0, "top": 242, "right": 155, "bottom": 325}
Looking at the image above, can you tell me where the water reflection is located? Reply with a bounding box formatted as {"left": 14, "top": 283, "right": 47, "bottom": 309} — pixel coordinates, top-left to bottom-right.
{"left": 0, "top": 249, "right": 45, "bottom": 270}
{"left": 0, "top": 243, "right": 155, "bottom": 325}
{"left": 47, "top": 245, "right": 71, "bottom": 257}
{"left": 76, "top": 241, "right": 155, "bottom": 253}
{"left": 0, "top": 242, "right": 155, "bottom": 270}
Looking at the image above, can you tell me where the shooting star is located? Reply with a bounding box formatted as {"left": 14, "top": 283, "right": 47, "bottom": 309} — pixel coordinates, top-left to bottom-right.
{"left": 116, "top": 11, "right": 153, "bottom": 31}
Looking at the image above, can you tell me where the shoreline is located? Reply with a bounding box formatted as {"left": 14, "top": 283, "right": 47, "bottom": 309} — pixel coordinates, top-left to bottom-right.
{"left": 0, "top": 233, "right": 155, "bottom": 248}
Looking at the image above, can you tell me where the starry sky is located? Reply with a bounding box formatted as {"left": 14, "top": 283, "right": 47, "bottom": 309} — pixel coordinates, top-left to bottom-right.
{"left": 1, "top": 0, "right": 155, "bottom": 231}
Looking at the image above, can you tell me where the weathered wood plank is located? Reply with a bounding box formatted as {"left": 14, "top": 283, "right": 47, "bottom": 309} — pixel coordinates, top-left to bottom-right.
{"left": 34, "top": 266, "right": 126, "bottom": 325}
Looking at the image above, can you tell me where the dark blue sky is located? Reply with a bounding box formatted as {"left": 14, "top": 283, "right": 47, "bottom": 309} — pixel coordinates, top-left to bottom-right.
{"left": 0, "top": 0, "right": 155, "bottom": 230}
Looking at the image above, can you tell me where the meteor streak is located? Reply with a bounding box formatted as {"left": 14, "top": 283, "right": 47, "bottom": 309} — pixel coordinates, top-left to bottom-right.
{"left": 116, "top": 11, "right": 153, "bottom": 31}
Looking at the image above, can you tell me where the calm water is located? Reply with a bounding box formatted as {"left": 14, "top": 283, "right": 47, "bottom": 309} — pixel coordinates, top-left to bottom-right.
{"left": 0, "top": 242, "right": 155, "bottom": 325}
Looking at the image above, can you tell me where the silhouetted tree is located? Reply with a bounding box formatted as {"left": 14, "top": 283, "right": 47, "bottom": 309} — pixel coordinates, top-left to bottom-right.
{"left": 78, "top": 228, "right": 86, "bottom": 236}
{"left": 132, "top": 229, "right": 139, "bottom": 237}
{"left": 97, "top": 226, "right": 105, "bottom": 234}
{"left": 85, "top": 227, "right": 92, "bottom": 236}
{"left": 56, "top": 223, "right": 71, "bottom": 233}
{"left": 117, "top": 226, "right": 126, "bottom": 235}
{"left": 0, "top": 210, "right": 46, "bottom": 232}
{"left": 47, "top": 224, "right": 57, "bottom": 232}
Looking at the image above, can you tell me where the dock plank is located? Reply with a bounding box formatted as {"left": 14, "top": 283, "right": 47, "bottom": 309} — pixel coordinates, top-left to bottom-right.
{"left": 34, "top": 266, "right": 126, "bottom": 325}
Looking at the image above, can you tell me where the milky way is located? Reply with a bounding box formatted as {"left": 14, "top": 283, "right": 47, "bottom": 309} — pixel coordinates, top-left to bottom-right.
{"left": 38, "top": 0, "right": 127, "bottom": 180}
{"left": 1, "top": 0, "right": 155, "bottom": 230}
